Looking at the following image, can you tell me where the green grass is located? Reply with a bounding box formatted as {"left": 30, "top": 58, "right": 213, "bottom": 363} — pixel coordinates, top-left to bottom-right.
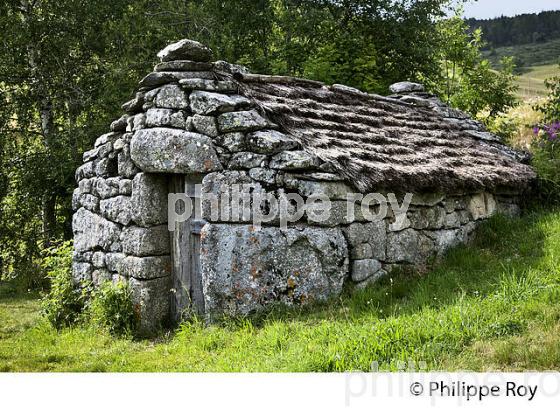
{"left": 2, "top": 208, "right": 560, "bottom": 372}
{"left": 516, "top": 64, "right": 559, "bottom": 100}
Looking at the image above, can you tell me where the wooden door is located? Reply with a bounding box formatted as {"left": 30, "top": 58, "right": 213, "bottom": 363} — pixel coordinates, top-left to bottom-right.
{"left": 169, "top": 175, "right": 205, "bottom": 322}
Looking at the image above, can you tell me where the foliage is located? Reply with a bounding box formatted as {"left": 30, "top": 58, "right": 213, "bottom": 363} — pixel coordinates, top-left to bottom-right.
{"left": 531, "top": 123, "right": 560, "bottom": 202}
{"left": 432, "top": 16, "right": 519, "bottom": 122}
{"left": 467, "top": 10, "right": 560, "bottom": 49}
{"left": 535, "top": 70, "right": 560, "bottom": 123}
{"left": 2, "top": 209, "right": 560, "bottom": 371}
{"left": 87, "top": 280, "right": 137, "bottom": 337}
{"left": 40, "top": 241, "right": 87, "bottom": 329}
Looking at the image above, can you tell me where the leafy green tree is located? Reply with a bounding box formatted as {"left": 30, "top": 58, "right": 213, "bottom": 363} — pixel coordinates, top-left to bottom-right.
{"left": 431, "top": 16, "right": 519, "bottom": 122}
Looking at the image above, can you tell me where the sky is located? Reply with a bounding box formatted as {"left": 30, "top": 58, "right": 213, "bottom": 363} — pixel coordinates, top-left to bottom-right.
{"left": 461, "top": 0, "right": 560, "bottom": 19}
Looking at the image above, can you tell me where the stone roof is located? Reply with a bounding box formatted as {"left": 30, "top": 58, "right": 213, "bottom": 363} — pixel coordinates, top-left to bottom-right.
{"left": 228, "top": 74, "right": 535, "bottom": 193}
{"left": 125, "top": 39, "right": 536, "bottom": 194}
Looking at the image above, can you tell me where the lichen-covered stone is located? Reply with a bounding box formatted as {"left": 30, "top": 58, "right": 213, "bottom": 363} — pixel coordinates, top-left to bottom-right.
{"left": 93, "top": 177, "right": 120, "bottom": 199}
{"left": 155, "top": 60, "right": 213, "bottom": 72}
{"left": 217, "top": 110, "right": 269, "bottom": 133}
{"left": 121, "top": 225, "right": 170, "bottom": 256}
{"left": 343, "top": 221, "right": 386, "bottom": 260}
{"left": 228, "top": 152, "right": 267, "bottom": 169}
{"left": 75, "top": 162, "right": 95, "bottom": 182}
{"left": 249, "top": 167, "right": 277, "bottom": 185}
{"left": 296, "top": 180, "right": 354, "bottom": 200}
{"left": 110, "top": 115, "right": 128, "bottom": 132}
{"left": 145, "top": 108, "right": 187, "bottom": 128}
{"left": 191, "top": 114, "right": 219, "bottom": 137}
{"left": 100, "top": 196, "right": 133, "bottom": 225}
{"left": 92, "top": 269, "right": 112, "bottom": 286}
{"left": 200, "top": 224, "right": 348, "bottom": 317}
{"left": 129, "top": 276, "right": 171, "bottom": 336}
{"left": 119, "top": 255, "right": 172, "bottom": 280}
{"left": 153, "top": 84, "right": 189, "bottom": 109}
{"left": 214, "top": 132, "right": 246, "bottom": 152}
{"left": 179, "top": 78, "right": 237, "bottom": 93}
{"left": 73, "top": 262, "right": 93, "bottom": 284}
{"left": 95, "top": 132, "right": 120, "bottom": 148}
{"left": 122, "top": 93, "right": 145, "bottom": 113}
{"left": 91, "top": 251, "right": 106, "bottom": 268}
{"left": 190, "top": 91, "right": 251, "bottom": 115}
{"left": 468, "top": 193, "right": 497, "bottom": 220}
{"left": 73, "top": 208, "right": 121, "bottom": 252}
{"left": 270, "top": 150, "right": 319, "bottom": 170}
{"left": 130, "top": 128, "right": 222, "bottom": 173}
{"left": 95, "top": 156, "right": 118, "bottom": 177}
{"left": 157, "top": 39, "right": 213, "bottom": 62}
{"left": 131, "top": 173, "right": 168, "bottom": 227}
{"left": 389, "top": 82, "right": 425, "bottom": 94}
{"left": 386, "top": 229, "right": 434, "bottom": 264}
{"left": 105, "top": 252, "right": 125, "bottom": 272}
{"left": 351, "top": 259, "right": 382, "bottom": 282}
{"left": 118, "top": 145, "right": 141, "bottom": 178}
{"left": 138, "top": 71, "right": 214, "bottom": 89}
{"left": 246, "top": 130, "right": 299, "bottom": 154}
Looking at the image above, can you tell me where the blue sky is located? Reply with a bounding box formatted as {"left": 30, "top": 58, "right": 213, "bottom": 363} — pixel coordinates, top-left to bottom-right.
{"left": 461, "top": 0, "right": 560, "bottom": 19}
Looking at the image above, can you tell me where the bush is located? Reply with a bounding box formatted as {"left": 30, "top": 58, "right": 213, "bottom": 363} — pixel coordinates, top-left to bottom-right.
{"left": 87, "top": 280, "right": 137, "bottom": 336}
{"left": 531, "top": 123, "right": 560, "bottom": 202}
{"left": 41, "top": 241, "right": 88, "bottom": 329}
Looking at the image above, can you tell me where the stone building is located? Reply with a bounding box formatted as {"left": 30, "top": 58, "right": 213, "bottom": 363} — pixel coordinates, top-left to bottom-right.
{"left": 72, "top": 39, "right": 535, "bottom": 334}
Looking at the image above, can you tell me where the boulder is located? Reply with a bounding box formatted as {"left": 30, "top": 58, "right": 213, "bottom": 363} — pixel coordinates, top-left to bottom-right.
{"left": 130, "top": 128, "right": 222, "bottom": 173}
{"left": 200, "top": 224, "right": 348, "bottom": 317}
{"left": 157, "top": 39, "right": 213, "bottom": 62}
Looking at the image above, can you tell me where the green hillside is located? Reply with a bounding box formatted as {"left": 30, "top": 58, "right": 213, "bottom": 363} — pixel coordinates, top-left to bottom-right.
{"left": 483, "top": 38, "right": 560, "bottom": 69}
{"left": 516, "top": 64, "right": 560, "bottom": 100}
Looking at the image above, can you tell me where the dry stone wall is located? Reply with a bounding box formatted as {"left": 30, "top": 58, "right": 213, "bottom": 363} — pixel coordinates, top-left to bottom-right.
{"left": 72, "top": 39, "right": 522, "bottom": 332}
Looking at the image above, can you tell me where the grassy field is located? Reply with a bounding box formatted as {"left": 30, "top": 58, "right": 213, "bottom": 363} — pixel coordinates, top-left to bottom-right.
{"left": 1, "top": 209, "right": 560, "bottom": 372}
{"left": 482, "top": 38, "right": 560, "bottom": 100}
{"left": 516, "top": 64, "right": 559, "bottom": 100}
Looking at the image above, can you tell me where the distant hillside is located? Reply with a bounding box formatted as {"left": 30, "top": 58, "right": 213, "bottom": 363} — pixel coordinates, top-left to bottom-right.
{"left": 467, "top": 10, "right": 560, "bottom": 48}
{"left": 482, "top": 38, "right": 560, "bottom": 68}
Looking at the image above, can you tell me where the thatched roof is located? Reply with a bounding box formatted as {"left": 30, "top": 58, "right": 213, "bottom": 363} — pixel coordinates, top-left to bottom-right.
{"left": 226, "top": 72, "right": 535, "bottom": 194}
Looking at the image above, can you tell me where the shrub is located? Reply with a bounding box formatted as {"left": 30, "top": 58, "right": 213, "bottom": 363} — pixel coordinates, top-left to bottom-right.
{"left": 531, "top": 123, "right": 560, "bottom": 202}
{"left": 40, "top": 241, "right": 88, "bottom": 329}
{"left": 88, "top": 280, "right": 137, "bottom": 336}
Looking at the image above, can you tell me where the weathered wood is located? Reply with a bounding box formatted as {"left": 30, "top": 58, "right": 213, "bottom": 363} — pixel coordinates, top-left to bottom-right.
{"left": 169, "top": 174, "right": 205, "bottom": 322}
